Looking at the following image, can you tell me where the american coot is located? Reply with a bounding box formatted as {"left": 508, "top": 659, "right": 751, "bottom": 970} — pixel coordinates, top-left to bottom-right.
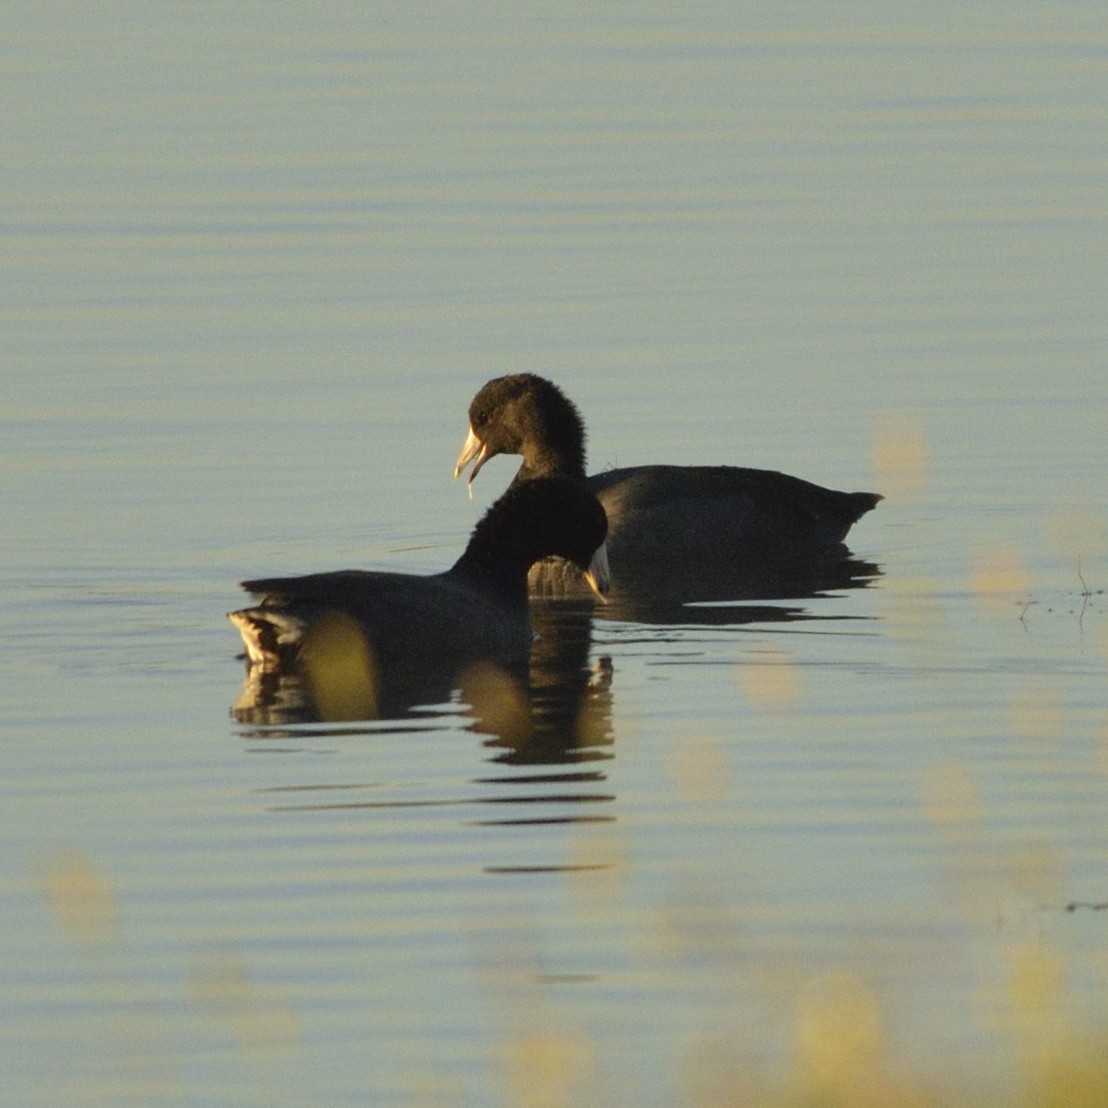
{"left": 454, "top": 373, "right": 881, "bottom": 602}
{"left": 229, "top": 478, "right": 610, "bottom": 719}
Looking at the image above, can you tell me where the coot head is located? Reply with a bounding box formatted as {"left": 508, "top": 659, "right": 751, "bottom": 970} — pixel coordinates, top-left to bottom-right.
{"left": 454, "top": 374, "right": 587, "bottom": 487}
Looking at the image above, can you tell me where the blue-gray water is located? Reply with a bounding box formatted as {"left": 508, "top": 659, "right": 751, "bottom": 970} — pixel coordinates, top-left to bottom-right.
{"left": 3, "top": 4, "right": 1107, "bottom": 1105}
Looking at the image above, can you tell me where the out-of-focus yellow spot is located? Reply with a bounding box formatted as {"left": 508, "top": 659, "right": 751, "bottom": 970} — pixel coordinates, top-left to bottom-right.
{"left": 678, "top": 1030, "right": 762, "bottom": 1108}
{"left": 1029, "top": 1047, "right": 1108, "bottom": 1108}
{"left": 402, "top": 1072, "right": 466, "bottom": 1108}
{"left": 1049, "top": 511, "right": 1107, "bottom": 563}
{"left": 566, "top": 818, "right": 626, "bottom": 910}
{"left": 970, "top": 544, "right": 1033, "bottom": 617}
{"left": 38, "top": 849, "right": 119, "bottom": 944}
{"left": 737, "top": 648, "right": 803, "bottom": 711}
{"left": 882, "top": 573, "right": 948, "bottom": 650}
{"left": 795, "top": 972, "right": 885, "bottom": 1093}
{"left": 919, "top": 764, "right": 1002, "bottom": 922}
{"left": 657, "top": 878, "right": 741, "bottom": 960}
{"left": 1003, "top": 947, "right": 1108, "bottom": 1108}
{"left": 921, "top": 763, "right": 984, "bottom": 838}
{"left": 792, "top": 971, "right": 932, "bottom": 1106}
{"left": 298, "top": 610, "right": 378, "bottom": 720}
{"left": 186, "top": 948, "right": 299, "bottom": 1059}
{"left": 1009, "top": 681, "right": 1065, "bottom": 743}
{"left": 1006, "top": 845, "right": 1066, "bottom": 903}
{"left": 501, "top": 1031, "right": 594, "bottom": 1108}
{"left": 669, "top": 736, "right": 732, "bottom": 805}
{"left": 1008, "top": 946, "right": 1067, "bottom": 1027}
{"left": 459, "top": 661, "right": 531, "bottom": 744}
{"left": 872, "top": 410, "right": 929, "bottom": 499}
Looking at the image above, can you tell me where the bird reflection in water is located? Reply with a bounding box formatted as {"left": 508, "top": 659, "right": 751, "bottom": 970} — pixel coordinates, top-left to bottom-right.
{"left": 478, "top": 600, "right": 614, "bottom": 766}
{"left": 229, "top": 604, "right": 529, "bottom": 728}
{"left": 591, "top": 554, "right": 881, "bottom": 626}
{"left": 228, "top": 600, "right": 612, "bottom": 766}
{"left": 230, "top": 558, "right": 880, "bottom": 758}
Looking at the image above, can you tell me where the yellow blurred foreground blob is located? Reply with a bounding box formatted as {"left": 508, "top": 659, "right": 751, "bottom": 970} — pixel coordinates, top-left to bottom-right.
{"left": 501, "top": 1031, "right": 595, "bottom": 1108}
{"left": 795, "top": 971, "right": 940, "bottom": 1108}
{"left": 872, "top": 409, "right": 929, "bottom": 499}
{"left": 920, "top": 762, "right": 985, "bottom": 839}
{"left": 794, "top": 971, "right": 923, "bottom": 1108}
{"left": 186, "top": 947, "right": 299, "bottom": 1060}
{"left": 479, "top": 931, "right": 598, "bottom": 1108}
{"left": 1003, "top": 946, "right": 1108, "bottom": 1108}
{"left": 296, "top": 609, "right": 379, "bottom": 720}
{"left": 882, "top": 573, "right": 949, "bottom": 653}
{"left": 669, "top": 735, "right": 733, "bottom": 805}
{"left": 796, "top": 972, "right": 882, "bottom": 1082}
{"left": 1008, "top": 680, "right": 1066, "bottom": 743}
{"left": 736, "top": 647, "right": 803, "bottom": 711}
{"left": 1049, "top": 510, "right": 1107, "bottom": 565}
{"left": 566, "top": 817, "right": 627, "bottom": 911}
{"left": 459, "top": 661, "right": 531, "bottom": 743}
{"left": 970, "top": 543, "right": 1033, "bottom": 617}
{"left": 38, "top": 849, "right": 120, "bottom": 944}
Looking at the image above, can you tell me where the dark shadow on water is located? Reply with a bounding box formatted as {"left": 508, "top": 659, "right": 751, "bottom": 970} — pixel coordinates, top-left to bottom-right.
{"left": 590, "top": 554, "right": 882, "bottom": 625}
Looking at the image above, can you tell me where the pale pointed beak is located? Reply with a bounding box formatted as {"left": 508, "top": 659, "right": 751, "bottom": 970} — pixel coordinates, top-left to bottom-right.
{"left": 453, "top": 425, "right": 490, "bottom": 487}
{"left": 582, "top": 542, "right": 611, "bottom": 600}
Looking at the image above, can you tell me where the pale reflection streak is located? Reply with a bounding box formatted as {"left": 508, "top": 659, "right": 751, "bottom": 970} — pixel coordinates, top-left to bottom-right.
{"left": 459, "top": 660, "right": 532, "bottom": 747}
{"left": 920, "top": 762, "right": 996, "bottom": 922}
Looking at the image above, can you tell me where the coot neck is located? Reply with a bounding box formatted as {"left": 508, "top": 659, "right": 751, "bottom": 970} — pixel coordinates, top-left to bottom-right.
{"left": 511, "top": 441, "right": 587, "bottom": 486}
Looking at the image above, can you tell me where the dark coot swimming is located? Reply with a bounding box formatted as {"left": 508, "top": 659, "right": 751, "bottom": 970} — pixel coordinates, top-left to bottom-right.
{"left": 453, "top": 373, "right": 881, "bottom": 601}
{"left": 229, "top": 477, "right": 609, "bottom": 717}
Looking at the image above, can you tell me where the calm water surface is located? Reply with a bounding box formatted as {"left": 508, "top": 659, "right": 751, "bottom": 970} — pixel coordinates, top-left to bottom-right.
{"left": 3, "top": 3, "right": 1107, "bottom": 1105}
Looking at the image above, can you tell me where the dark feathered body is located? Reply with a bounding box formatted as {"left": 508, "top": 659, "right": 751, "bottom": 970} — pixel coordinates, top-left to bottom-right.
{"left": 455, "top": 373, "right": 881, "bottom": 601}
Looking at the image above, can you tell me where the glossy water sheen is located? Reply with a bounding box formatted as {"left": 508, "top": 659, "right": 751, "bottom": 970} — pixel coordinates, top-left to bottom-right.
{"left": 3, "top": 3, "right": 1107, "bottom": 1105}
